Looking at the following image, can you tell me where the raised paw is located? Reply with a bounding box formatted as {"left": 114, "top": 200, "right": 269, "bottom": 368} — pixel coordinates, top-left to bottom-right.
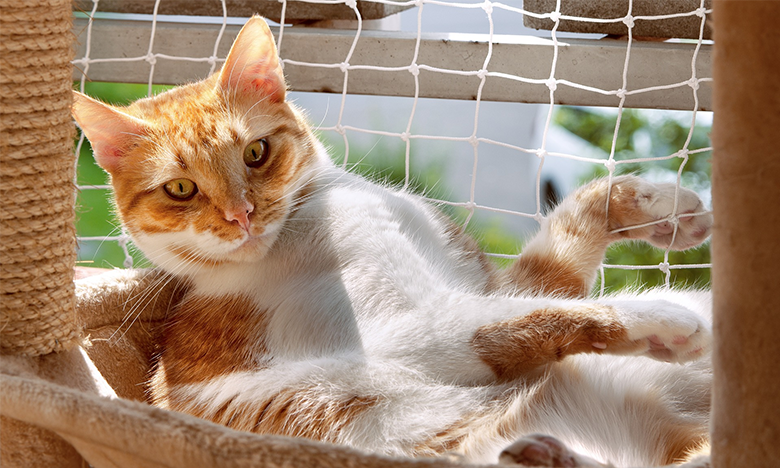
{"left": 499, "top": 434, "right": 606, "bottom": 467}
{"left": 609, "top": 176, "right": 712, "bottom": 251}
{"left": 613, "top": 299, "right": 711, "bottom": 363}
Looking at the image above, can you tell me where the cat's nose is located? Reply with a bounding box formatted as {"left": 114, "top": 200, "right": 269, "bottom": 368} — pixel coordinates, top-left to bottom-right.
{"left": 224, "top": 201, "right": 254, "bottom": 232}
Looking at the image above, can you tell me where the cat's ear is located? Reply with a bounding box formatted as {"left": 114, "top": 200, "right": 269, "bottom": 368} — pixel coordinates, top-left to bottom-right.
{"left": 218, "top": 16, "right": 286, "bottom": 103}
{"left": 72, "top": 91, "right": 148, "bottom": 173}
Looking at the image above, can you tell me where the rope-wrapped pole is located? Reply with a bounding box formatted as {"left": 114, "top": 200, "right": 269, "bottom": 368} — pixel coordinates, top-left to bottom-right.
{"left": 0, "top": 0, "right": 77, "bottom": 356}
{"left": 711, "top": 1, "right": 780, "bottom": 467}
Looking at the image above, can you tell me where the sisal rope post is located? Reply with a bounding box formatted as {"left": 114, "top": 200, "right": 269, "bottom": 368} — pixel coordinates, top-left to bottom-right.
{"left": 711, "top": 1, "right": 780, "bottom": 467}
{"left": 0, "top": 0, "right": 78, "bottom": 356}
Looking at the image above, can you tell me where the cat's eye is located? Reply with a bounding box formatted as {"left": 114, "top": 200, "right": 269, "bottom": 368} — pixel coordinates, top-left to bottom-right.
{"left": 244, "top": 138, "right": 270, "bottom": 168}
{"left": 163, "top": 179, "right": 198, "bottom": 201}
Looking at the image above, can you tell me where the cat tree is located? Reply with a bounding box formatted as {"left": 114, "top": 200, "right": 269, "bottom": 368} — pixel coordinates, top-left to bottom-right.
{"left": 1, "top": 0, "right": 778, "bottom": 467}
{"left": 709, "top": 2, "right": 780, "bottom": 466}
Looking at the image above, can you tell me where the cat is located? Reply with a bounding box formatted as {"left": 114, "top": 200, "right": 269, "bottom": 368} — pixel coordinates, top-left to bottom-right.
{"left": 72, "top": 16, "right": 714, "bottom": 468}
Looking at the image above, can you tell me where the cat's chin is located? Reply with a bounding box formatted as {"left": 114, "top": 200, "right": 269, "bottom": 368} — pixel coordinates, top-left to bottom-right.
{"left": 226, "top": 232, "right": 277, "bottom": 262}
{"left": 154, "top": 235, "right": 274, "bottom": 271}
{"left": 134, "top": 222, "right": 283, "bottom": 271}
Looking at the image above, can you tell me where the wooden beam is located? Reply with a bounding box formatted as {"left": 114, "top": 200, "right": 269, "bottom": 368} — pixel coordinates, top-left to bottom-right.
{"left": 72, "top": 0, "right": 411, "bottom": 24}
{"left": 523, "top": 0, "right": 713, "bottom": 40}
{"left": 73, "top": 18, "right": 712, "bottom": 111}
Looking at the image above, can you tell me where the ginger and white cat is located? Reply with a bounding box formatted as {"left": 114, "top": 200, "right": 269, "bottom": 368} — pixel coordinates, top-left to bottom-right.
{"left": 72, "top": 17, "right": 714, "bottom": 467}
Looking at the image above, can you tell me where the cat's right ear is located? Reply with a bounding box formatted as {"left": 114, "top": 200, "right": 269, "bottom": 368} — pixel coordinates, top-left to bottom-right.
{"left": 72, "top": 91, "right": 148, "bottom": 173}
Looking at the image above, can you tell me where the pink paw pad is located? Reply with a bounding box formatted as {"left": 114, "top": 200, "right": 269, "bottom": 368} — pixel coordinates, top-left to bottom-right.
{"left": 647, "top": 334, "right": 666, "bottom": 349}
{"left": 672, "top": 335, "right": 689, "bottom": 345}
{"left": 653, "top": 219, "right": 675, "bottom": 235}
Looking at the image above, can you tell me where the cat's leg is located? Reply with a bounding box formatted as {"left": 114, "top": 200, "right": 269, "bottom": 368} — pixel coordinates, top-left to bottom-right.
{"left": 505, "top": 175, "right": 712, "bottom": 298}
{"left": 385, "top": 288, "right": 710, "bottom": 385}
{"left": 470, "top": 295, "right": 709, "bottom": 380}
{"left": 511, "top": 353, "right": 711, "bottom": 468}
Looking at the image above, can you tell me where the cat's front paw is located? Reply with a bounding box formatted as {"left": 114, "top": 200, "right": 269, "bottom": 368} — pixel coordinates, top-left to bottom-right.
{"left": 610, "top": 176, "right": 712, "bottom": 251}
{"left": 617, "top": 300, "right": 711, "bottom": 363}
{"left": 499, "top": 434, "right": 607, "bottom": 467}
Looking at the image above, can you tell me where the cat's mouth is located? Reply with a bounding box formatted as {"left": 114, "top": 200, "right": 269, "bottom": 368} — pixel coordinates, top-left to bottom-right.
{"left": 159, "top": 221, "right": 284, "bottom": 268}
{"left": 227, "top": 221, "right": 283, "bottom": 258}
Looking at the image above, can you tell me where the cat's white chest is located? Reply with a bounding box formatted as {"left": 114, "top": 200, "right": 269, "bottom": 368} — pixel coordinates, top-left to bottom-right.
{"left": 185, "top": 176, "right": 490, "bottom": 360}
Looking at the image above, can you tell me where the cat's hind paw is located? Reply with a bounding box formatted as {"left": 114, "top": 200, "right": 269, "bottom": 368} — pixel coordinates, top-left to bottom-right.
{"left": 499, "top": 434, "right": 608, "bottom": 467}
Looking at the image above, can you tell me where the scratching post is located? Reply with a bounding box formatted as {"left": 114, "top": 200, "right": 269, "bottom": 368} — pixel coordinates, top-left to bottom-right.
{"left": 711, "top": 1, "right": 780, "bottom": 467}
{"left": 0, "top": 2, "right": 84, "bottom": 465}
{"left": 0, "top": 0, "right": 77, "bottom": 356}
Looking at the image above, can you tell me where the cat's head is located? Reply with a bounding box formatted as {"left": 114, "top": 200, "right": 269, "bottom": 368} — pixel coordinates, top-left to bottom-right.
{"left": 73, "top": 17, "right": 321, "bottom": 272}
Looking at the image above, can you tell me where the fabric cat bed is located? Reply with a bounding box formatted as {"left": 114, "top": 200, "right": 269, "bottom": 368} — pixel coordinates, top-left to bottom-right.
{"left": 1, "top": 269, "right": 486, "bottom": 468}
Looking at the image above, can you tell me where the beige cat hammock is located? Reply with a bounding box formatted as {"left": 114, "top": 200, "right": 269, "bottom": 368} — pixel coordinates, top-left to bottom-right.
{"left": 1, "top": 1, "right": 779, "bottom": 467}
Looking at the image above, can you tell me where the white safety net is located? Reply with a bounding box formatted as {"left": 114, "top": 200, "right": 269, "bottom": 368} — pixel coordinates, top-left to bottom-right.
{"left": 73, "top": 0, "right": 713, "bottom": 294}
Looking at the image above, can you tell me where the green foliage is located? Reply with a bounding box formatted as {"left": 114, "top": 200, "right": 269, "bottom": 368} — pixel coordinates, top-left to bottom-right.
{"left": 554, "top": 107, "right": 712, "bottom": 292}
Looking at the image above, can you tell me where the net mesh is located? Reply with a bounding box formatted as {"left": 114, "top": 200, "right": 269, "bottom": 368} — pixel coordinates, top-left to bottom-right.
{"left": 73, "top": 0, "right": 713, "bottom": 293}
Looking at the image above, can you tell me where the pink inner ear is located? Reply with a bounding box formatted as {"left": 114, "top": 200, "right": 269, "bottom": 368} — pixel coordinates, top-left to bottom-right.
{"left": 219, "top": 16, "right": 286, "bottom": 102}
{"left": 72, "top": 92, "right": 147, "bottom": 173}
{"left": 245, "top": 64, "right": 285, "bottom": 100}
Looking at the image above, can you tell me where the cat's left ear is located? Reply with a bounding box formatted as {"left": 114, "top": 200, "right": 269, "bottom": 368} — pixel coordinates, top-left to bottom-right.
{"left": 218, "top": 16, "right": 286, "bottom": 103}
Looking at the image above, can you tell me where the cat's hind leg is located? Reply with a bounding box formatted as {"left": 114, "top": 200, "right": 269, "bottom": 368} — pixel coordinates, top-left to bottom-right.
{"left": 505, "top": 176, "right": 712, "bottom": 298}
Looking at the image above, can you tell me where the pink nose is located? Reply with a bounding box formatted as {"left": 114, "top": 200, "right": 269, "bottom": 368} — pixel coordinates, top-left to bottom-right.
{"left": 225, "top": 201, "right": 254, "bottom": 232}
